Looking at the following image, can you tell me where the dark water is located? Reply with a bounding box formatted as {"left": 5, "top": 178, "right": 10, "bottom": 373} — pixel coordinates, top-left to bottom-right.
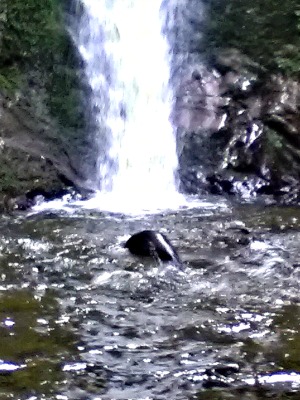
{"left": 1, "top": 198, "right": 300, "bottom": 399}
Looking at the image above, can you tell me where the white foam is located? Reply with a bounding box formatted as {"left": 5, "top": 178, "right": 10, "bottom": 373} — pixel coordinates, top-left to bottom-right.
{"left": 30, "top": 191, "right": 228, "bottom": 216}
{"left": 77, "top": 191, "right": 227, "bottom": 214}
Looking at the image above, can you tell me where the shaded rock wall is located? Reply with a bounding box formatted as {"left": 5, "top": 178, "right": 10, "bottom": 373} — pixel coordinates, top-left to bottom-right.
{"left": 175, "top": 0, "right": 300, "bottom": 203}
{"left": 0, "top": 0, "right": 94, "bottom": 209}
{"left": 177, "top": 48, "right": 300, "bottom": 202}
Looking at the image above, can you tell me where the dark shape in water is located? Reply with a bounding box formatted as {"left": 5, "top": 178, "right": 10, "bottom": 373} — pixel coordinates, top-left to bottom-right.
{"left": 124, "top": 230, "right": 181, "bottom": 265}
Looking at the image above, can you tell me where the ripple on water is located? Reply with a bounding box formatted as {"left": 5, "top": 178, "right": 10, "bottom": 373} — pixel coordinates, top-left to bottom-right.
{"left": 0, "top": 203, "right": 300, "bottom": 398}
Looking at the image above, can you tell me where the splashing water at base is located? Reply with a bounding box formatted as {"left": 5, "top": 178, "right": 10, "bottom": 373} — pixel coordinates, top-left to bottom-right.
{"left": 75, "top": 0, "right": 186, "bottom": 212}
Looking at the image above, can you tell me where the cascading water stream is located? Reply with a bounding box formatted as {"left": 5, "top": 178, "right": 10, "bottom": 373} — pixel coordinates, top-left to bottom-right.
{"left": 75, "top": 0, "right": 184, "bottom": 212}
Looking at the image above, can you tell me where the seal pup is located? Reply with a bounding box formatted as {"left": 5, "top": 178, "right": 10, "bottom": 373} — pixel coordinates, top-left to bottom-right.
{"left": 124, "top": 230, "right": 181, "bottom": 266}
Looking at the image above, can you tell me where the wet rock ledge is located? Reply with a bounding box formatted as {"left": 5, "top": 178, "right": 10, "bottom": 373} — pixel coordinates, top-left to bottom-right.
{"left": 177, "top": 48, "right": 300, "bottom": 204}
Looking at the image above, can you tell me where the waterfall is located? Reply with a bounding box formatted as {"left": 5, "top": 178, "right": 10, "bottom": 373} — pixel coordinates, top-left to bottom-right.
{"left": 74, "top": 0, "right": 183, "bottom": 212}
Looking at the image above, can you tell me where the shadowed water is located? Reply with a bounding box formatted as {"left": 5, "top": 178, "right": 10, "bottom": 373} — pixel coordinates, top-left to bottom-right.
{"left": 1, "top": 200, "right": 300, "bottom": 399}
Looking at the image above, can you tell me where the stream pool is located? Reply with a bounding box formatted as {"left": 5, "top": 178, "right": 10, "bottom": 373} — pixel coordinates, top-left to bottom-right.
{"left": 0, "top": 197, "right": 300, "bottom": 399}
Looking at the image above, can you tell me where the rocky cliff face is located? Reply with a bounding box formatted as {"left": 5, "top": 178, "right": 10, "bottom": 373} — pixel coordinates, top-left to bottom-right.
{"left": 0, "top": 0, "right": 95, "bottom": 210}
{"left": 0, "top": 91, "right": 86, "bottom": 193}
{"left": 177, "top": 48, "right": 300, "bottom": 203}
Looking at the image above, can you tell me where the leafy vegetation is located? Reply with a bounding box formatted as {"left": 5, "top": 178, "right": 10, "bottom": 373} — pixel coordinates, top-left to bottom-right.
{"left": 0, "top": 0, "right": 60, "bottom": 66}
{"left": 205, "top": 0, "right": 300, "bottom": 76}
{"left": 0, "top": 0, "right": 83, "bottom": 130}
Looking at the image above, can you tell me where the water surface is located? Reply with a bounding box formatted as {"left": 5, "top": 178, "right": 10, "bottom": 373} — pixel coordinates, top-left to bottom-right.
{"left": 1, "top": 199, "right": 300, "bottom": 399}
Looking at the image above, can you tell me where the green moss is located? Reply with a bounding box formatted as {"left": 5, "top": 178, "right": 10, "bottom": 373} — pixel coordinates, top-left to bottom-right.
{"left": 0, "top": 0, "right": 84, "bottom": 132}
{"left": 0, "top": 66, "right": 22, "bottom": 93}
{"left": 262, "top": 127, "right": 300, "bottom": 181}
{"left": 0, "top": 164, "right": 21, "bottom": 195}
{"left": 205, "top": 0, "right": 300, "bottom": 77}
{"left": 0, "top": 0, "right": 62, "bottom": 67}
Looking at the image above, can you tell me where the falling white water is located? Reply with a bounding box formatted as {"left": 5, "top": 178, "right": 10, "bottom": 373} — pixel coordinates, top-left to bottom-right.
{"left": 76, "top": 0, "right": 185, "bottom": 212}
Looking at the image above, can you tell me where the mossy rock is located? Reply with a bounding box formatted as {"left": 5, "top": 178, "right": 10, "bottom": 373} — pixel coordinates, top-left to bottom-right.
{"left": 0, "top": 0, "right": 85, "bottom": 132}
{"left": 0, "top": 146, "right": 69, "bottom": 197}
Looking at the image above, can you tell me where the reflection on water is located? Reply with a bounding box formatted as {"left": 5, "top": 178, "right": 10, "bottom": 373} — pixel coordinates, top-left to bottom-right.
{"left": 0, "top": 202, "right": 300, "bottom": 398}
{"left": 0, "top": 289, "right": 78, "bottom": 398}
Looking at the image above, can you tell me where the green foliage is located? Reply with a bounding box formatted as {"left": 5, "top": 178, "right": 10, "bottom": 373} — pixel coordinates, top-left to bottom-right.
{"left": 0, "top": 0, "right": 83, "bottom": 131}
{"left": 0, "top": 163, "right": 19, "bottom": 194}
{"left": 0, "top": 0, "right": 63, "bottom": 67}
{"left": 0, "top": 66, "right": 22, "bottom": 94}
{"left": 205, "top": 0, "right": 300, "bottom": 76}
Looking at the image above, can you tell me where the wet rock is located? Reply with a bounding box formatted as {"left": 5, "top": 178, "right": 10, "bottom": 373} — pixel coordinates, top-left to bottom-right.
{"left": 0, "top": 186, "right": 78, "bottom": 214}
{"left": 0, "top": 91, "right": 92, "bottom": 204}
{"left": 212, "top": 48, "right": 265, "bottom": 77}
{"left": 202, "top": 376, "right": 230, "bottom": 389}
{"left": 178, "top": 47, "right": 300, "bottom": 203}
{"left": 213, "top": 363, "right": 240, "bottom": 377}
{"left": 212, "top": 229, "right": 251, "bottom": 249}
{"left": 218, "top": 55, "right": 300, "bottom": 203}
{"left": 206, "top": 174, "right": 234, "bottom": 195}
{"left": 174, "top": 64, "right": 223, "bottom": 133}
{"left": 14, "top": 195, "right": 35, "bottom": 211}
{"left": 0, "top": 194, "right": 37, "bottom": 213}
